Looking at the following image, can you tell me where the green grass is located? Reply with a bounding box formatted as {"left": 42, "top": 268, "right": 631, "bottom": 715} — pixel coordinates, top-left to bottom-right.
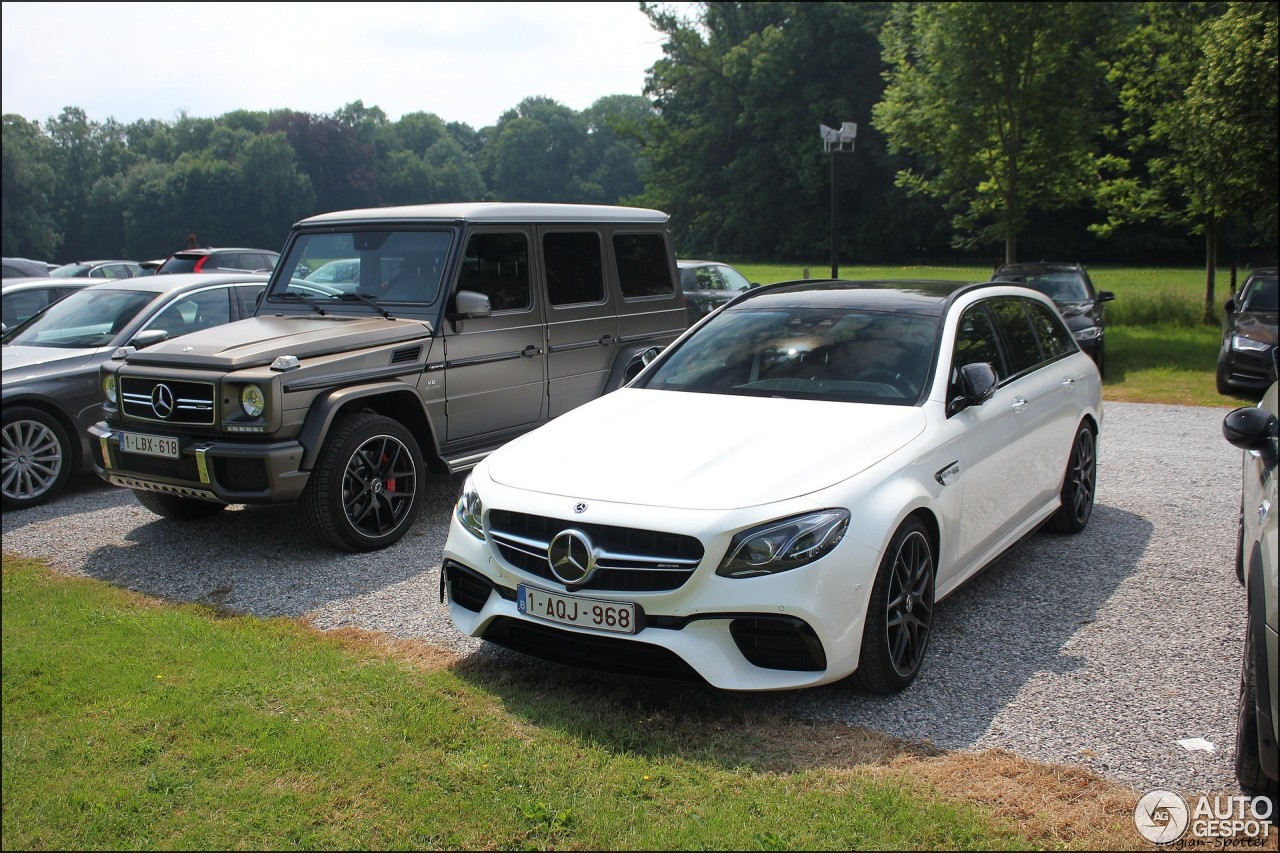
{"left": 3, "top": 554, "right": 1079, "bottom": 851}
{"left": 726, "top": 263, "right": 1252, "bottom": 408}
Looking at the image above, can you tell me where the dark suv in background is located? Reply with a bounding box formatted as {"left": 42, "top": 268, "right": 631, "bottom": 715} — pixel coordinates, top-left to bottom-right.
{"left": 1218, "top": 266, "right": 1278, "bottom": 396}
{"left": 157, "top": 248, "right": 280, "bottom": 275}
{"left": 993, "top": 262, "right": 1114, "bottom": 375}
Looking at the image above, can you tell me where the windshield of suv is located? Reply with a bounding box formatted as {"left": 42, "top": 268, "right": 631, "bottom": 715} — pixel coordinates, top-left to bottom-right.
{"left": 3, "top": 288, "right": 156, "bottom": 348}
{"left": 636, "top": 307, "right": 937, "bottom": 404}
{"left": 268, "top": 230, "right": 453, "bottom": 308}
{"left": 995, "top": 272, "right": 1090, "bottom": 302}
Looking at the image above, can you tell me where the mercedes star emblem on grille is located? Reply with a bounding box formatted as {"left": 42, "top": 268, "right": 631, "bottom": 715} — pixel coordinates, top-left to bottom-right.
{"left": 150, "top": 383, "right": 175, "bottom": 419}
{"left": 548, "top": 529, "right": 595, "bottom": 585}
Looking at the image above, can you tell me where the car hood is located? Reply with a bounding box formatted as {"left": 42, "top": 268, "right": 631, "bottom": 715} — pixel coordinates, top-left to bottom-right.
{"left": 1, "top": 344, "right": 100, "bottom": 378}
{"left": 1229, "top": 310, "right": 1278, "bottom": 344}
{"left": 121, "top": 314, "right": 433, "bottom": 370}
{"left": 486, "top": 388, "right": 926, "bottom": 510}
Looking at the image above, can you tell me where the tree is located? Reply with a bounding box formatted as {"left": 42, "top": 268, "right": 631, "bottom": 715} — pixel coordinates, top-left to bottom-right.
{"left": 1098, "top": 1, "right": 1277, "bottom": 322}
{"left": 1, "top": 114, "right": 61, "bottom": 259}
{"left": 874, "top": 1, "right": 1120, "bottom": 264}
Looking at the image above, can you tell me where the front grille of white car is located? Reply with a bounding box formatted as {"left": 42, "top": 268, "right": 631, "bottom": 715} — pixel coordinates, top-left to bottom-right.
{"left": 487, "top": 510, "right": 703, "bottom": 592}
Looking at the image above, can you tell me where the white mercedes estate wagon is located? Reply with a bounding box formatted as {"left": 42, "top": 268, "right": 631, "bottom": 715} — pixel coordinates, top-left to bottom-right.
{"left": 442, "top": 278, "right": 1103, "bottom": 692}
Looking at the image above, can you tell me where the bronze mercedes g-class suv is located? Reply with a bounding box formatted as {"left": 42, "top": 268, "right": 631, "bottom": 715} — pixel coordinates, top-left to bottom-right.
{"left": 90, "top": 202, "right": 686, "bottom": 551}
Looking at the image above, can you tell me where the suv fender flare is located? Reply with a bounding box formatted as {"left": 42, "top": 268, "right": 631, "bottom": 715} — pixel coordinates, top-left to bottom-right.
{"left": 603, "top": 343, "right": 663, "bottom": 393}
{"left": 297, "top": 381, "right": 436, "bottom": 470}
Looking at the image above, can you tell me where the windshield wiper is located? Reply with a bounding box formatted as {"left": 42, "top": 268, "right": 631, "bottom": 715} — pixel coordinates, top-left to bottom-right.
{"left": 336, "top": 292, "right": 393, "bottom": 319}
{"left": 272, "top": 291, "right": 327, "bottom": 316}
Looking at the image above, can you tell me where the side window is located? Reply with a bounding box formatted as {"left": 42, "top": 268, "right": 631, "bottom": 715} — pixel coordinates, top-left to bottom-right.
{"left": 719, "top": 265, "right": 752, "bottom": 291}
{"left": 1025, "top": 299, "right": 1075, "bottom": 359}
{"left": 236, "top": 284, "right": 267, "bottom": 316}
{"left": 457, "top": 232, "right": 531, "bottom": 312}
{"left": 951, "top": 304, "right": 1005, "bottom": 399}
{"left": 544, "top": 232, "right": 605, "bottom": 306}
{"left": 151, "top": 288, "right": 233, "bottom": 337}
{"left": 989, "top": 297, "right": 1042, "bottom": 376}
{"left": 695, "top": 267, "right": 720, "bottom": 290}
{"left": 2, "top": 290, "right": 50, "bottom": 328}
{"left": 614, "top": 232, "right": 675, "bottom": 298}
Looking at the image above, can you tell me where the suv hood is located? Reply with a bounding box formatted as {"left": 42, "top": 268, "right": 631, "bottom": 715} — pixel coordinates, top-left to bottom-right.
{"left": 486, "top": 388, "right": 926, "bottom": 510}
{"left": 122, "top": 315, "right": 433, "bottom": 370}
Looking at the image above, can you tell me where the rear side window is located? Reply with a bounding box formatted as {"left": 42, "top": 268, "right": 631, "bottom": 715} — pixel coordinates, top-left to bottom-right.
{"left": 614, "top": 233, "right": 675, "bottom": 298}
{"left": 544, "top": 232, "right": 604, "bottom": 306}
{"left": 952, "top": 305, "right": 1005, "bottom": 380}
{"left": 990, "top": 298, "right": 1043, "bottom": 377}
{"left": 1025, "top": 300, "right": 1075, "bottom": 359}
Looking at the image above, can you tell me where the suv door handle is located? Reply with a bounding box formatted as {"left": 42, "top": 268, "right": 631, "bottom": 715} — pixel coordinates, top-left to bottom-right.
{"left": 599, "top": 335, "right": 618, "bottom": 346}
{"left": 520, "top": 345, "right": 543, "bottom": 358}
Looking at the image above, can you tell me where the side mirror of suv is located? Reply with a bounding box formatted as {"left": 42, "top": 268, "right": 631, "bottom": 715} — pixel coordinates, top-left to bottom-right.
{"left": 449, "top": 290, "right": 492, "bottom": 321}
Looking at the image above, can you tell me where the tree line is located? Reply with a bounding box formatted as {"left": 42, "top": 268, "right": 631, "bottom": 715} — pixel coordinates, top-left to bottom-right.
{"left": 3, "top": 2, "right": 1275, "bottom": 310}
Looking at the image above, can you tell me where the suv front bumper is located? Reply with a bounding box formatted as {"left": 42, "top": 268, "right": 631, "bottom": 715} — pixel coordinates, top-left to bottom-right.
{"left": 89, "top": 422, "right": 312, "bottom": 504}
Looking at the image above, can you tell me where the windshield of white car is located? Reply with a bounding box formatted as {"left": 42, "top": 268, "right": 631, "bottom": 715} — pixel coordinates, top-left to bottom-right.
{"left": 3, "top": 289, "right": 156, "bottom": 349}
{"left": 266, "top": 229, "right": 453, "bottom": 307}
{"left": 637, "top": 307, "right": 938, "bottom": 404}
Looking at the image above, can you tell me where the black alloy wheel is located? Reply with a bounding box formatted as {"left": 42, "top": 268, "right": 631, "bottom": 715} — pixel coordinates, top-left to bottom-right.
{"left": 1049, "top": 422, "right": 1096, "bottom": 534}
{"left": 856, "top": 517, "right": 935, "bottom": 694}
{"left": 303, "top": 413, "right": 424, "bottom": 552}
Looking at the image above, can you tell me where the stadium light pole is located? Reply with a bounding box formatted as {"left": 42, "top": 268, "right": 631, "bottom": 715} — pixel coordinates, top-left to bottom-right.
{"left": 819, "top": 122, "right": 856, "bottom": 278}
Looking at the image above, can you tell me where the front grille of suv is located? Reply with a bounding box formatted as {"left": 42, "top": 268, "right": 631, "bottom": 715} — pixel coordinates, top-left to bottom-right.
{"left": 487, "top": 510, "right": 703, "bottom": 592}
{"left": 120, "top": 377, "right": 216, "bottom": 426}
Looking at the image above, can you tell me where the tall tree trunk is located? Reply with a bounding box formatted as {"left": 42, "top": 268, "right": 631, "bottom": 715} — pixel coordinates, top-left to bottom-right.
{"left": 1203, "top": 216, "right": 1219, "bottom": 325}
{"left": 1005, "top": 232, "right": 1017, "bottom": 266}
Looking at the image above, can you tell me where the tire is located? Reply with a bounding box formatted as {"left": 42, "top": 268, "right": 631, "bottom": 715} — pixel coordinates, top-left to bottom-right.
{"left": 133, "top": 489, "right": 227, "bottom": 520}
{"left": 855, "top": 517, "right": 935, "bottom": 694}
{"left": 1235, "top": 612, "right": 1279, "bottom": 796}
{"left": 1048, "top": 421, "right": 1096, "bottom": 534}
{"left": 301, "top": 413, "right": 424, "bottom": 552}
{"left": 1217, "top": 351, "right": 1233, "bottom": 396}
{"left": 1, "top": 405, "right": 73, "bottom": 510}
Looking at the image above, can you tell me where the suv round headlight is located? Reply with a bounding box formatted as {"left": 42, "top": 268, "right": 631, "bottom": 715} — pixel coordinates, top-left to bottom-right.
{"left": 241, "top": 384, "right": 266, "bottom": 417}
{"left": 102, "top": 374, "right": 117, "bottom": 404}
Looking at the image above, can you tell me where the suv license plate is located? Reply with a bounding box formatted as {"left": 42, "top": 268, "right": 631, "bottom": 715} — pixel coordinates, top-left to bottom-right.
{"left": 518, "top": 585, "right": 636, "bottom": 635}
{"left": 121, "top": 432, "right": 179, "bottom": 459}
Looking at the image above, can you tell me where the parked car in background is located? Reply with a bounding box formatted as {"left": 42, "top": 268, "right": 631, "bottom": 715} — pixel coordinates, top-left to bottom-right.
{"left": 51, "top": 260, "right": 144, "bottom": 279}
{"left": 992, "top": 262, "right": 1114, "bottom": 375}
{"left": 157, "top": 248, "right": 280, "bottom": 275}
{"left": 1, "top": 273, "right": 269, "bottom": 509}
{"left": 2, "top": 257, "right": 51, "bottom": 279}
{"left": 678, "top": 259, "right": 757, "bottom": 324}
{"left": 1218, "top": 266, "right": 1278, "bottom": 396}
{"left": 1222, "top": 369, "right": 1279, "bottom": 797}
{"left": 1, "top": 278, "right": 97, "bottom": 332}
{"left": 443, "top": 278, "right": 1102, "bottom": 692}
{"left": 137, "top": 259, "right": 164, "bottom": 276}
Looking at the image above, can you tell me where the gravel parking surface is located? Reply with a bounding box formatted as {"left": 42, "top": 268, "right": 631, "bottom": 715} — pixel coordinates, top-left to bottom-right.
{"left": 1, "top": 400, "right": 1250, "bottom": 797}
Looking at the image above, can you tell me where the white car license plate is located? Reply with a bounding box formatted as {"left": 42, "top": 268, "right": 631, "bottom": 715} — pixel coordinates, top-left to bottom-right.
{"left": 518, "top": 585, "right": 636, "bottom": 635}
{"left": 121, "top": 432, "right": 179, "bottom": 459}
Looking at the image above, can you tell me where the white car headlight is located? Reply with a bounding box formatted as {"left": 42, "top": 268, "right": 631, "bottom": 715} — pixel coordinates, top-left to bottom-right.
{"left": 1232, "top": 335, "right": 1271, "bottom": 353}
{"left": 456, "top": 478, "right": 484, "bottom": 539}
{"left": 241, "top": 384, "right": 266, "bottom": 417}
{"left": 717, "top": 509, "right": 849, "bottom": 578}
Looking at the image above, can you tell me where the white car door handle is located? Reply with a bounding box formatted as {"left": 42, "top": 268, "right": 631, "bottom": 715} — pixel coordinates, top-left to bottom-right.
{"left": 1011, "top": 397, "right": 1028, "bottom": 413}
{"left": 1061, "top": 377, "right": 1075, "bottom": 388}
